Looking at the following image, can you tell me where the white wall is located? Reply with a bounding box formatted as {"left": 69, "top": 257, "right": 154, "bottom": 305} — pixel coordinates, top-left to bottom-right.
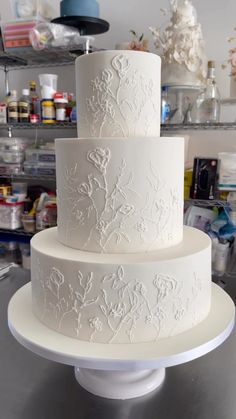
{"left": 0, "top": 0, "right": 236, "bottom": 97}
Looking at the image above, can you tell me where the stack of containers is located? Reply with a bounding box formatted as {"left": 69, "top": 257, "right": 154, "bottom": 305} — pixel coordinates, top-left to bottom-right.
{"left": 2, "top": 19, "right": 42, "bottom": 51}
{"left": 2, "top": 0, "right": 55, "bottom": 52}
{"left": 0, "top": 199, "right": 24, "bottom": 229}
{"left": 0, "top": 180, "right": 25, "bottom": 231}
{"left": 0, "top": 137, "right": 28, "bottom": 175}
{"left": 0, "top": 137, "right": 29, "bottom": 230}
{"left": 23, "top": 145, "right": 56, "bottom": 176}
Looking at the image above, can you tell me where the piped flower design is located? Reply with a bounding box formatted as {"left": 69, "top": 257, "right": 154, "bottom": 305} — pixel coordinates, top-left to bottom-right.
{"left": 77, "top": 182, "right": 93, "bottom": 197}
{"left": 154, "top": 274, "right": 177, "bottom": 301}
{"left": 87, "top": 147, "right": 111, "bottom": 174}
{"left": 89, "top": 317, "right": 103, "bottom": 331}
{"left": 46, "top": 267, "right": 64, "bottom": 299}
{"left": 112, "top": 54, "right": 130, "bottom": 78}
{"left": 36, "top": 261, "right": 205, "bottom": 343}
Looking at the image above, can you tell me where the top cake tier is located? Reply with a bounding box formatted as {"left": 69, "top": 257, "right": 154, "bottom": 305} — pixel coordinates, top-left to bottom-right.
{"left": 75, "top": 50, "right": 161, "bottom": 138}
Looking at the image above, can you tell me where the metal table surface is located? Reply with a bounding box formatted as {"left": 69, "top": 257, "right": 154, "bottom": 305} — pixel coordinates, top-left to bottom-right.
{"left": 1, "top": 268, "right": 236, "bottom": 419}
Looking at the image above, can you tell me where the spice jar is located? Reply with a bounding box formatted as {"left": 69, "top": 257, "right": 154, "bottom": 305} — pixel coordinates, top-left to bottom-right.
{"left": 41, "top": 99, "right": 56, "bottom": 124}
{"left": 54, "top": 92, "right": 68, "bottom": 122}
{"left": 30, "top": 113, "right": 39, "bottom": 124}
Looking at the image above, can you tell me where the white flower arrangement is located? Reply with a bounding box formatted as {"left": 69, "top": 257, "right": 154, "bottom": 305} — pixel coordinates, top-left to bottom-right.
{"left": 222, "top": 29, "right": 236, "bottom": 81}
{"left": 150, "top": 0, "right": 206, "bottom": 82}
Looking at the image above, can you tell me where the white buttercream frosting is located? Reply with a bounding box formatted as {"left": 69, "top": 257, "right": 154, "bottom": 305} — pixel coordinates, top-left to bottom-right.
{"left": 75, "top": 50, "right": 161, "bottom": 138}
{"left": 30, "top": 50, "right": 212, "bottom": 346}
{"left": 31, "top": 227, "right": 212, "bottom": 344}
{"left": 55, "top": 137, "right": 184, "bottom": 253}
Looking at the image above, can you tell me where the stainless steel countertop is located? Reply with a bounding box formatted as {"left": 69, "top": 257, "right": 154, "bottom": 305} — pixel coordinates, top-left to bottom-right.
{"left": 1, "top": 268, "right": 236, "bottom": 419}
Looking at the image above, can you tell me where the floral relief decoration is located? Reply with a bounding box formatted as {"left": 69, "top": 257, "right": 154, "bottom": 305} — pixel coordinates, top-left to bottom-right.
{"left": 59, "top": 146, "right": 181, "bottom": 252}
{"left": 34, "top": 260, "right": 203, "bottom": 344}
{"left": 84, "top": 53, "right": 158, "bottom": 137}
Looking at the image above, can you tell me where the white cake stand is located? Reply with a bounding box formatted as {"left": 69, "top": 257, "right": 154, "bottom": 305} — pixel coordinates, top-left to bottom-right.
{"left": 166, "top": 85, "right": 202, "bottom": 123}
{"left": 8, "top": 283, "right": 235, "bottom": 400}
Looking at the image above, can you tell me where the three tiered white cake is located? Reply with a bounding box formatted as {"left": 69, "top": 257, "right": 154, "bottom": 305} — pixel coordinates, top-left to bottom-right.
{"left": 31, "top": 50, "right": 212, "bottom": 344}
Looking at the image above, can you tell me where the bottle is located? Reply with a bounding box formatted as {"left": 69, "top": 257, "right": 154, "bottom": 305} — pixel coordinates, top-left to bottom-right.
{"left": 41, "top": 99, "right": 56, "bottom": 124}
{"left": 18, "top": 89, "right": 30, "bottom": 123}
{"left": 213, "top": 239, "right": 230, "bottom": 276}
{"left": 29, "top": 80, "right": 41, "bottom": 119}
{"left": 54, "top": 92, "right": 68, "bottom": 122}
{"left": 7, "top": 90, "right": 18, "bottom": 123}
{"left": 192, "top": 60, "right": 221, "bottom": 123}
{"left": 70, "top": 105, "right": 77, "bottom": 123}
{"left": 161, "top": 86, "right": 170, "bottom": 124}
{"left": 66, "top": 93, "right": 75, "bottom": 121}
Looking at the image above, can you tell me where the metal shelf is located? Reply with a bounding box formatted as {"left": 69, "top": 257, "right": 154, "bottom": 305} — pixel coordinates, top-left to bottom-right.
{"left": 0, "top": 173, "right": 56, "bottom": 181}
{"left": 185, "top": 199, "right": 230, "bottom": 208}
{"left": 0, "top": 44, "right": 98, "bottom": 69}
{"left": 162, "top": 123, "right": 236, "bottom": 131}
{"left": 0, "top": 122, "right": 76, "bottom": 130}
{"left": 3, "top": 122, "right": 236, "bottom": 131}
{"left": 0, "top": 227, "right": 34, "bottom": 237}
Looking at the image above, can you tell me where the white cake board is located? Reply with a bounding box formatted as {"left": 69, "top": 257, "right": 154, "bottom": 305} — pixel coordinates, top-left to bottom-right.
{"left": 8, "top": 283, "right": 235, "bottom": 400}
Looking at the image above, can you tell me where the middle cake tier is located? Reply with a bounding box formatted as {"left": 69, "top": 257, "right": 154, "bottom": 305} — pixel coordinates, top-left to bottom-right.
{"left": 55, "top": 137, "right": 184, "bottom": 253}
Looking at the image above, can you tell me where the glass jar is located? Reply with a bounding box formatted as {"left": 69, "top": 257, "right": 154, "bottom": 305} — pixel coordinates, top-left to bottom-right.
{"left": 41, "top": 99, "right": 56, "bottom": 124}
{"left": 36, "top": 202, "right": 57, "bottom": 230}
{"left": 54, "top": 92, "right": 68, "bottom": 122}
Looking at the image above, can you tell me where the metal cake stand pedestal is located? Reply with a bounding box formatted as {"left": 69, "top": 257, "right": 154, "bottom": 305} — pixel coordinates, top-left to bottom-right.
{"left": 51, "top": 16, "right": 110, "bottom": 36}
{"left": 8, "top": 283, "right": 235, "bottom": 400}
{"left": 51, "top": 16, "right": 109, "bottom": 54}
{"left": 165, "top": 85, "right": 203, "bottom": 123}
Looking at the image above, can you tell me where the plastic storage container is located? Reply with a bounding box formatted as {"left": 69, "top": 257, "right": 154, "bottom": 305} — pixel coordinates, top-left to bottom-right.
{"left": 0, "top": 137, "right": 30, "bottom": 152}
{"left": 2, "top": 150, "right": 24, "bottom": 163}
{"left": 0, "top": 200, "right": 24, "bottom": 229}
{"left": 218, "top": 152, "right": 236, "bottom": 190}
{"left": 19, "top": 243, "right": 31, "bottom": 269}
{"left": 11, "top": 182, "right": 27, "bottom": 195}
{"left": 21, "top": 213, "right": 36, "bottom": 233}
{"left": 0, "top": 163, "right": 23, "bottom": 175}
{"left": 23, "top": 161, "right": 56, "bottom": 176}
{"left": 10, "top": 1, "right": 55, "bottom": 20}
{"left": 2, "top": 19, "right": 41, "bottom": 50}
{"left": 0, "top": 185, "right": 11, "bottom": 196}
{"left": 36, "top": 202, "right": 57, "bottom": 230}
{"left": 25, "top": 148, "right": 55, "bottom": 163}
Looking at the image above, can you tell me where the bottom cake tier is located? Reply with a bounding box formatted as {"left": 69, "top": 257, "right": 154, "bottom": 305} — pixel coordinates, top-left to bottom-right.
{"left": 31, "top": 226, "right": 212, "bottom": 344}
